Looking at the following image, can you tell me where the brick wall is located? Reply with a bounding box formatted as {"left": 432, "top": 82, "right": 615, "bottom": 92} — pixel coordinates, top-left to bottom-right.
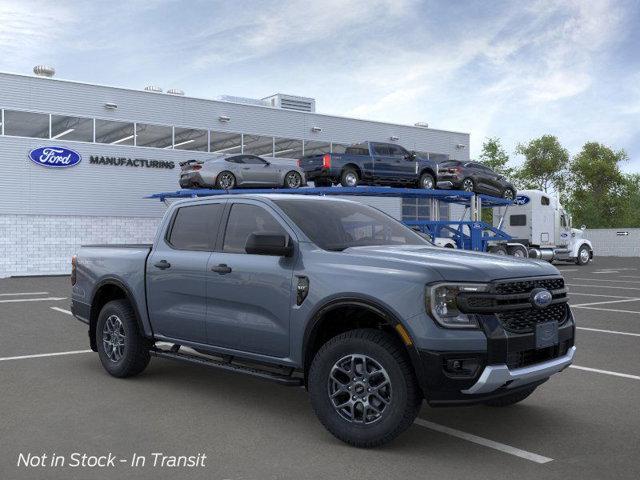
{"left": 0, "top": 215, "right": 161, "bottom": 277}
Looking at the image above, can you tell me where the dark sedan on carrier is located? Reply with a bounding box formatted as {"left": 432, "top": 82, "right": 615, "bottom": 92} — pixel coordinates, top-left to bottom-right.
{"left": 436, "top": 160, "right": 516, "bottom": 199}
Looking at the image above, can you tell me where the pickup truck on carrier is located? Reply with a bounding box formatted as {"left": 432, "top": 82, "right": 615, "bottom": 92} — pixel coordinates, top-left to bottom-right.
{"left": 71, "top": 194, "right": 576, "bottom": 447}
{"left": 298, "top": 141, "right": 439, "bottom": 189}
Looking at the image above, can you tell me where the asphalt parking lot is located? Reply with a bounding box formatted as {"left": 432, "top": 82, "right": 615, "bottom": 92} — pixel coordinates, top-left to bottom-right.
{"left": 1, "top": 257, "right": 640, "bottom": 480}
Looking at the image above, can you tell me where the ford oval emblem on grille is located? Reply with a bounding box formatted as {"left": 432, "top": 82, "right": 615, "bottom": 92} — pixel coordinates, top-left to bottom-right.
{"left": 28, "top": 146, "right": 82, "bottom": 168}
{"left": 531, "top": 288, "right": 553, "bottom": 309}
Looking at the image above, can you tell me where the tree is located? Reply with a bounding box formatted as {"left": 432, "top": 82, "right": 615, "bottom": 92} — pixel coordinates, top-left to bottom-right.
{"left": 479, "top": 137, "right": 514, "bottom": 177}
{"left": 566, "top": 142, "right": 628, "bottom": 228}
{"left": 515, "top": 135, "right": 569, "bottom": 193}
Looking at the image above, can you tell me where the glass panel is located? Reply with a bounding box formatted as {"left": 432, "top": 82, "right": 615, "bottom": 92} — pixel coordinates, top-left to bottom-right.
{"left": 95, "top": 119, "right": 135, "bottom": 145}
{"left": 173, "top": 127, "right": 208, "bottom": 151}
{"left": 273, "top": 137, "right": 303, "bottom": 159}
{"left": 210, "top": 131, "right": 242, "bottom": 154}
{"left": 135, "top": 123, "right": 173, "bottom": 148}
{"left": 243, "top": 134, "right": 274, "bottom": 156}
{"left": 4, "top": 110, "right": 49, "bottom": 138}
{"left": 223, "top": 204, "right": 286, "bottom": 254}
{"left": 303, "top": 140, "right": 330, "bottom": 156}
{"left": 169, "top": 204, "right": 223, "bottom": 251}
{"left": 51, "top": 115, "right": 93, "bottom": 142}
{"left": 331, "top": 143, "right": 349, "bottom": 154}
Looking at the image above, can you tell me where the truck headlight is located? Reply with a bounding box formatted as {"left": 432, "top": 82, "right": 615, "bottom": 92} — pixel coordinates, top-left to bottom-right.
{"left": 426, "top": 283, "right": 489, "bottom": 329}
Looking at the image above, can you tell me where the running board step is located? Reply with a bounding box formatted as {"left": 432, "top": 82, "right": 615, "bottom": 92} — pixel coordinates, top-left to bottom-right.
{"left": 149, "top": 348, "right": 303, "bottom": 386}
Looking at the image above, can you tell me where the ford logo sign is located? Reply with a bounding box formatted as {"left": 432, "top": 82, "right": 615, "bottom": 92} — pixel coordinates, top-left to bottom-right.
{"left": 531, "top": 288, "right": 553, "bottom": 309}
{"left": 514, "top": 195, "right": 530, "bottom": 205}
{"left": 28, "top": 146, "right": 82, "bottom": 168}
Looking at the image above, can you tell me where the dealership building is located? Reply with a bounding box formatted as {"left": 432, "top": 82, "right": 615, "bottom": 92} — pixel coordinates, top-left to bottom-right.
{"left": 0, "top": 68, "right": 470, "bottom": 276}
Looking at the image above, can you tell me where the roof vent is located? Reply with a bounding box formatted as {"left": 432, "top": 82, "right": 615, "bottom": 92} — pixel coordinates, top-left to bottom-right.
{"left": 167, "top": 88, "right": 185, "bottom": 96}
{"left": 262, "top": 93, "right": 316, "bottom": 112}
{"left": 144, "top": 85, "right": 163, "bottom": 93}
{"left": 33, "top": 65, "right": 55, "bottom": 78}
{"left": 414, "top": 122, "right": 429, "bottom": 128}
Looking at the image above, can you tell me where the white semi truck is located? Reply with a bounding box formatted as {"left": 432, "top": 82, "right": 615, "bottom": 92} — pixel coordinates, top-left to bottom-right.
{"left": 491, "top": 189, "right": 593, "bottom": 265}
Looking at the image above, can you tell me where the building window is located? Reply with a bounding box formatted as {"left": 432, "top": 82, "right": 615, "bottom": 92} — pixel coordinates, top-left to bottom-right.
{"left": 210, "top": 131, "right": 242, "bottom": 154}
{"left": 243, "top": 134, "right": 274, "bottom": 156}
{"left": 303, "top": 140, "right": 330, "bottom": 156}
{"left": 273, "top": 137, "right": 303, "bottom": 159}
{"left": 95, "top": 119, "right": 135, "bottom": 145}
{"left": 173, "top": 127, "right": 208, "bottom": 151}
{"left": 50, "top": 114, "right": 94, "bottom": 142}
{"left": 401, "top": 198, "right": 449, "bottom": 222}
{"left": 3, "top": 110, "right": 50, "bottom": 139}
{"left": 135, "top": 123, "right": 173, "bottom": 148}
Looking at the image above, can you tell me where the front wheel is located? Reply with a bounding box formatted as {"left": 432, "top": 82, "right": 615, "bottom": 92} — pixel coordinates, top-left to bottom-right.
{"left": 576, "top": 245, "right": 591, "bottom": 265}
{"left": 284, "top": 171, "right": 303, "bottom": 189}
{"left": 419, "top": 172, "right": 435, "bottom": 189}
{"left": 96, "top": 300, "right": 150, "bottom": 378}
{"left": 461, "top": 178, "right": 475, "bottom": 192}
{"left": 502, "top": 188, "right": 516, "bottom": 200}
{"left": 308, "top": 329, "right": 422, "bottom": 448}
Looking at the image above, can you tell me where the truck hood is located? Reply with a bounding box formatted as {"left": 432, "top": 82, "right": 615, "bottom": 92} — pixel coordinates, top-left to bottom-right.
{"left": 342, "top": 245, "right": 560, "bottom": 282}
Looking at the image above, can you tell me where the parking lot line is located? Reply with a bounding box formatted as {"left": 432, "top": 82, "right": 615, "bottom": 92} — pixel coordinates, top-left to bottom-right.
{"left": 576, "top": 327, "right": 640, "bottom": 337}
{"left": 571, "top": 305, "right": 640, "bottom": 314}
{"left": 570, "top": 365, "right": 640, "bottom": 381}
{"left": 0, "top": 349, "right": 92, "bottom": 362}
{"left": 413, "top": 419, "right": 553, "bottom": 464}
{"left": 571, "top": 278, "right": 640, "bottom": 284}
{"left": 569, "top": 292, "right": 637, "bottom": 299}
{"left": 571, "top": 298, "right": 640, "bottom": 307}
{"left": 566, "top": 284, "right": 640, "bottom": 291}
{"left": 0, "top": 291, "right": 49, "bottom": 296}
{"left": 0, "top": 296, "right": 67, "bottom": 304}
{"left": 50, "top": 306, "right": 72, "bottom": 315}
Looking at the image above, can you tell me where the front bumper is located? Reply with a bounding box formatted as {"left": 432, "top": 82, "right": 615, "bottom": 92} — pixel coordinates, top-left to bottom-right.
{"left": 461, "top": 346, "right": 575, "bottom": 395}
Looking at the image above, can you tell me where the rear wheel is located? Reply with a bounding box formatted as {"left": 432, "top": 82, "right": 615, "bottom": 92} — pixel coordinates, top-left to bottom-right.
{"left": 340, "top": 168, "right": 359, "bottom": 188}
{"left": 215, "top": 171, "right": 236, "bottom": 190}
{"left": 484, "top": 386, "right": 537, "bottom": 407}
{"left": 284, "top": 171, "right": 303, "bottom": 189}
{"left": 489, "top": 245, "right": 508, "bottom": 256}
{"left": 502, "top": 188, "right": 516, "bottom": 200}
{"left": 462, "top": 178, "right": 475, "bottom": 192}
{"left": 419, "top": 172, "right": 435, "bottom": 189}
{"left": 507, "top": 244, "right": 528, "bottom": 258}
{"left": 308, "top": 329, "right": 422, "bottom": 448}
{"left": 96, "top": 300, "right": 150, "bottom": 378}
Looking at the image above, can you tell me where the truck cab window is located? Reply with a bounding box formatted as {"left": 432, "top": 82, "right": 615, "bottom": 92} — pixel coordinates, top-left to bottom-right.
{"left": 167, "top": 204, "right": 223, "bottom": 251}
{"left": 223, "top": 204, "right": 287, "bottom": 254}
{"left": 372, "top": 144, "right": 390, "bottom": 156}
{"left": 510, "top": 214, "right": 527, "bottom": 226}
{"left": 541, "top": 196, "right": 550, "bottom": 205}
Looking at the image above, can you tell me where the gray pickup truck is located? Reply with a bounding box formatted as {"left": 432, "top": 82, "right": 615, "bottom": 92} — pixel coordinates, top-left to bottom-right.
{"left": 71, "top": 194, "right": 576, "bottom": 447}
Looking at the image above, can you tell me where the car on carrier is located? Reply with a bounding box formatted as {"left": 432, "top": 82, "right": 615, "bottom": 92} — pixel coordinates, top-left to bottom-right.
{"left": 298, "top": 141, "right": 438, "bottom": 189}
{"left": 437, "top": 160, "right": 517, "bottom": 199}
{"left": 179, "top": 154, "right": 306, "bottom": 189}
{"left": 71, "top": 194, "right": 576, "bottom": 447}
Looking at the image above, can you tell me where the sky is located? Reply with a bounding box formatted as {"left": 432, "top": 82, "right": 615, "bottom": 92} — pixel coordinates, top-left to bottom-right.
{"left": 1, "top": 0, "right": 639, "bottom": 171}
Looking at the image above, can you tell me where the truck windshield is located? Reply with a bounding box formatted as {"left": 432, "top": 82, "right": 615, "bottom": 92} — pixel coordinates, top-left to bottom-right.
{"left": 273, "top": 199, "right": 430, "bottom": 251}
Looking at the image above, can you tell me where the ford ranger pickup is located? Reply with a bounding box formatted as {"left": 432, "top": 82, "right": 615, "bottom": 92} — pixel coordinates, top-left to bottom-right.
{"left": 71, "top": 194, "right": 576, "bottom": 447}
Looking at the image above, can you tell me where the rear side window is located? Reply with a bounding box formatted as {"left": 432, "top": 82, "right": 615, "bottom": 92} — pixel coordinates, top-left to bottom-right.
{"left": 223, "top": 204, "right": 287, "bottom": 254}
{"left": 510, "top": 214, "right": 527, "bottom": 226}
{"left": 168, "top": 203, "right": 223, "bottom": 250}
{"left": 345, "top": 145, "right": 370, "bottom": 155}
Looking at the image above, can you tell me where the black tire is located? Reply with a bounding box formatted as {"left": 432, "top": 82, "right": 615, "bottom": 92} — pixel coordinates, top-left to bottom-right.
{"left": 507, "top": 244, "right": 528, "bottom": 258}
{"left": 314, "top": 178, "right": 332, "bottom": 187}
{"left": 284, "top": 171, "right": 303, "bottom": 189}
{"left": 502, "top": 188, "right": 516, "bottom": 200}
{"left": 576, "top": 245, "right": 591, "bottom": 265}
{"left": 340, "top": 168, "right": 359, "bottom": 187}
{"left": 461, "top": 178, "right": 475, "bottom": 192}
{"left": 418, "top": 172, "right": 435, "bottom": 190}
{"left": 484, "top": 386, "right": 537, "bottom": 407}
{"left": 489, "top": 245, "right": 508, "bottom": 256}
{"left": 96, "top": 300, "right": 150, "bottom": 378}
{"left": 215, "top": 171, "right": 236, "bottom": 190}
{"left": 308, "top": 328, "right": 422, "bottom": 448}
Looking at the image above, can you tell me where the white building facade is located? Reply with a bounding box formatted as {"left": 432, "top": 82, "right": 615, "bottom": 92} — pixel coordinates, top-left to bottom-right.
{"left": 0, "top": 71, "right": 470, "bottom": 276}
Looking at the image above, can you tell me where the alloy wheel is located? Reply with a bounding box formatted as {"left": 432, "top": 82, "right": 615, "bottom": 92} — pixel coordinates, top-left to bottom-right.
{"left": 580, "top": 248, "right": 590, "bottom": 263}
{"left": 327, "top": 354, "right": 392, "bottom": 424}
{"left": 503, "top": 189, "right": 515, "bottom": 200}
{"left": 462, "top": 179, "right": 474, "bottom": 192}
{"left": 345, "top": 173, "right": 358, "bottom": 187}
{"left": 421, "top": 176, "right": 434, "bottom": 189}
{"left": 102, "top": 315, "right": 126, "bottom": 362}
{"left": 219, "top": 173, "right": 235, "bottom": 189}
{"left": 286, "top": 172, "right": 301, "bottom": 188}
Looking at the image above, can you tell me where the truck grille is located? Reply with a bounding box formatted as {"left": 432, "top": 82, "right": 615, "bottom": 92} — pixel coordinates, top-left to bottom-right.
{"left": 460, "top": 276, "right": 569, "bottom": 334}
{"left": 496, "top": 302, "right": 568, "bottom": 334}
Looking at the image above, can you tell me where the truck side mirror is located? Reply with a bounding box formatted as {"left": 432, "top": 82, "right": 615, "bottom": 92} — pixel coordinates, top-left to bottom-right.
{"left": 245, "top": 233, "right": 293, "bottom": 257}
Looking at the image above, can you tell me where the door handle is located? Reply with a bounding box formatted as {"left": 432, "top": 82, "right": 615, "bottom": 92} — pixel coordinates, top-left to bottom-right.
{"left": 211, "top": 264, "right": 232, "bottom": 274}
{"left": 154, "top": 260, "right": 171, "bottom": 270}
{"left": 242, "top": 167, "right": 250, "bottom": 170}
